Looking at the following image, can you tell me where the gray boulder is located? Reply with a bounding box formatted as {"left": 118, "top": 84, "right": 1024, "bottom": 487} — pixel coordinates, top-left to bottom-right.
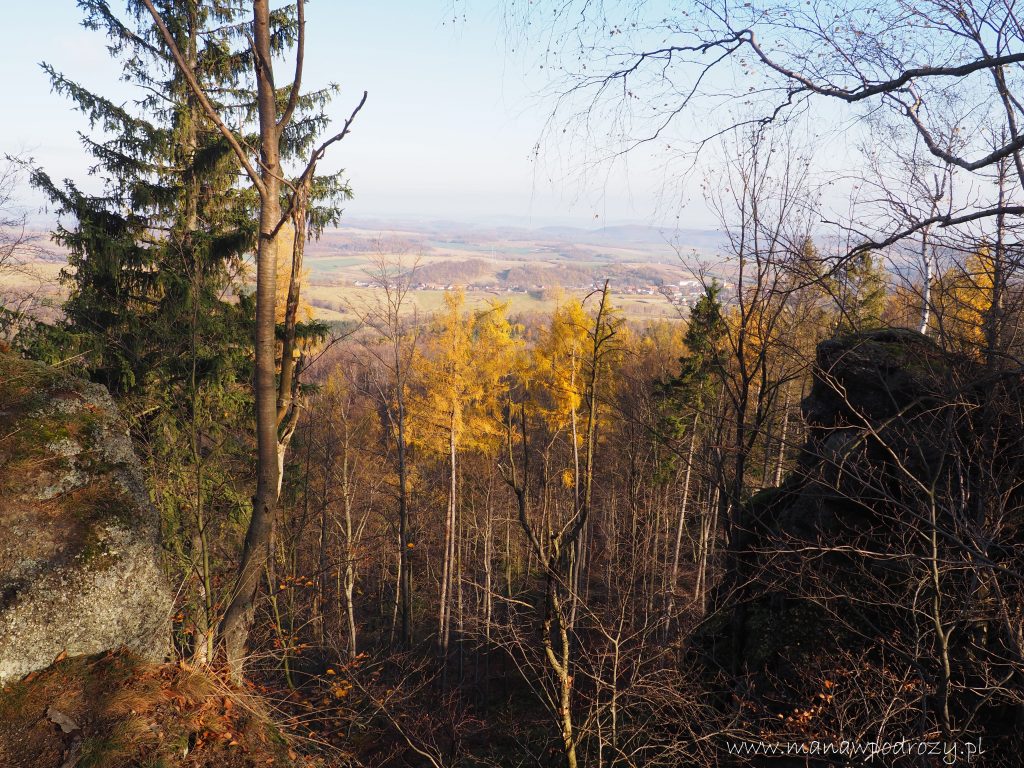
{"left": 0, "top": 354, "right": 171, "bottom": 683}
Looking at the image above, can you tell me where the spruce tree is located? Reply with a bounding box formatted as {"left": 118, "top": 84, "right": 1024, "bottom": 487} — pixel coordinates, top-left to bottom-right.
{"left": 30, "top": 0, "right": 348, "bottom": 406}
{"left": 668, "top": 281, "right": 728, "bottom": 410}
{"left": 655, "top": 281, "right": 727, "bottom": 477}
{"left": 32, "top": 2, "right": 239, "bottom": 398}
{"left": 833, "top": 253, "right": 888, "bottom": 334}
{"left": 29, "top": 0, "right": 350, "bottom": 663}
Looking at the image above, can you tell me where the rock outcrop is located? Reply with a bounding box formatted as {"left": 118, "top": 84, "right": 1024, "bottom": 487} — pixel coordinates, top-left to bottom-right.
{"left": 0, "top": 354, "right": 171, "bottom": 683}
{"left": 697, "top": 330, "right": 1024, "bottom": 762}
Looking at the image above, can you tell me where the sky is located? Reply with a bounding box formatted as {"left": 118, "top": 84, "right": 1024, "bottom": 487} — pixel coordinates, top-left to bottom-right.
{"left": 0, "top": 1, "right": 693, "bottom": 229}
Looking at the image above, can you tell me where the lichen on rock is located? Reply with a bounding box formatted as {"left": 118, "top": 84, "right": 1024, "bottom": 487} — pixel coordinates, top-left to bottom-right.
{"left": 0, "top": 354, "right": 171, "bottom": 683}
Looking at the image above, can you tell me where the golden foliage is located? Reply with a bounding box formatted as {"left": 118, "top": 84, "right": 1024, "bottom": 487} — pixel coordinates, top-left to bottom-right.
{"left": 932, "top": 249, "right": 995, "bottom": 356}
{"left": 408, "top": 290, "right": 521, "bottom": 456}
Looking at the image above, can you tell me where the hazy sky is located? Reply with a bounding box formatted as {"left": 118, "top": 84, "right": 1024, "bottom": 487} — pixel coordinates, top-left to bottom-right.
{"left": 1, "top": 1, "right": 691, "bottom": 228}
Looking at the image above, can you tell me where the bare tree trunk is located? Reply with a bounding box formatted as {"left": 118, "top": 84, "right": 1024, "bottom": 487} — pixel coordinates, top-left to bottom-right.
{"left": 546, "top": 583, "right": 579, "bottom": 768}
{"left": 668, "top": 417, "right": 698, "bottom": 623}
{"left": 985, "top": 156, "right": 1009, "bottom": 367}
{"left": 139, "top": 0, "right": 285, "bottom": 676}
{"left": 311, "top": 434, "right": 328, "bottom": 646}
{"left": 389, "top": 547, "right": 402, "bottom": 648}
{"left": 929, "top": 496, "right": 953, "bottom": 736}
{"left": 218, "top": 0, "right": 287, "bottom": 676}
{"left": 919, "top": 227, "right": 933, "bottom": 335}
{"left": 141, "top": 0, "right": 365, "bottom": 678}
{"left": 340, "top": 417, "right": 358, "bottom": 660}
{"left": 773, "top": 386, "right": 791, "bottom": 487}
{"left": 568, "top": 353, "right": 582, "bottom": 629}
{"left": 439, "top": 413, "right": 457, "bottom": 661}
{"left": 483, "top": 498, "right": 494, "bottom": 643}
{"left": 397, "top": 409, "right": 413, "bottom": 648}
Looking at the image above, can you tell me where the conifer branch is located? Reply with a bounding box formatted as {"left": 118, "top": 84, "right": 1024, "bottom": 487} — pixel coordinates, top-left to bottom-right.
{"left": 138, "top": 0, "right": 268, "bottom": 199}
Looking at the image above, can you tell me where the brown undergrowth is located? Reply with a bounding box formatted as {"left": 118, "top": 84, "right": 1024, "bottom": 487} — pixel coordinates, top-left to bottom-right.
{"left": 0, "top": 649, "right": 328, "bottom": 768}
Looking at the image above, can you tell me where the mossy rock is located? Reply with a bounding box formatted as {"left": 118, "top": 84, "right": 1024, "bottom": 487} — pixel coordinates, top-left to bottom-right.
{"left": 0, "top": 353, "right": 171, "bottom": 682}
{"left": 802, "top": 329, "right": 954, "bottom": 431}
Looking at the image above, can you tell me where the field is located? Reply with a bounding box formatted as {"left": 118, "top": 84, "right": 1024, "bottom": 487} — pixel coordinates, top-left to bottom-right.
{"left": 304, "top": 283, "right": 684, "bottom": 323}
{"left": 300, "top": 219, "right": 721, "bottom": 322}
{"left": 3, "top": 219, "right": 726, "bottom": 325}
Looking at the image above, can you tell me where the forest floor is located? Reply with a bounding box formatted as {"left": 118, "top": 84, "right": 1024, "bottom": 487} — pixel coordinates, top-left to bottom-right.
{"left": 0, "top": 650, "right": 330, "bottom": 768}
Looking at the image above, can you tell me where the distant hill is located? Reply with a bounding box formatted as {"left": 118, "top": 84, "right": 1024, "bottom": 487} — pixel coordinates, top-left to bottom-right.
{"left": 4, "top": 219, "right": 719, "bottom": 324}
{"left": 324, "top": 218, "right": 725, "bottom": 251}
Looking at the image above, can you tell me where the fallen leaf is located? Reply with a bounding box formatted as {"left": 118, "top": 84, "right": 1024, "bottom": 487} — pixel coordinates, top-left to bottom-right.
{"left": 47, "top": 706, "right": 80, "bottom": 734}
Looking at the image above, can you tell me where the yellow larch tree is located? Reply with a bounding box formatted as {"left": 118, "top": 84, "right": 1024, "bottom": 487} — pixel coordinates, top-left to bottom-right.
{"left": 932, "top": 249, "right": 995, "bottom": 357}
{"left": 531, "top": 298, "right": 590, "bottom": 493}
{"left": 409, "top": 290, "right": 519, "bottom": 660}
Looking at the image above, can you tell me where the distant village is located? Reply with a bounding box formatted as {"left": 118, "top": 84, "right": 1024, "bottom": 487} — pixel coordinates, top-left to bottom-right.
{"left": 347, "top": 277, "right": 718, "bottom": 307}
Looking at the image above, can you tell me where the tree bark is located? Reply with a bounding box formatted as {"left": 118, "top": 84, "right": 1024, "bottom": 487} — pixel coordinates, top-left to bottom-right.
{"left": 218, "top": 0, "right": 286, "bottom": 677}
